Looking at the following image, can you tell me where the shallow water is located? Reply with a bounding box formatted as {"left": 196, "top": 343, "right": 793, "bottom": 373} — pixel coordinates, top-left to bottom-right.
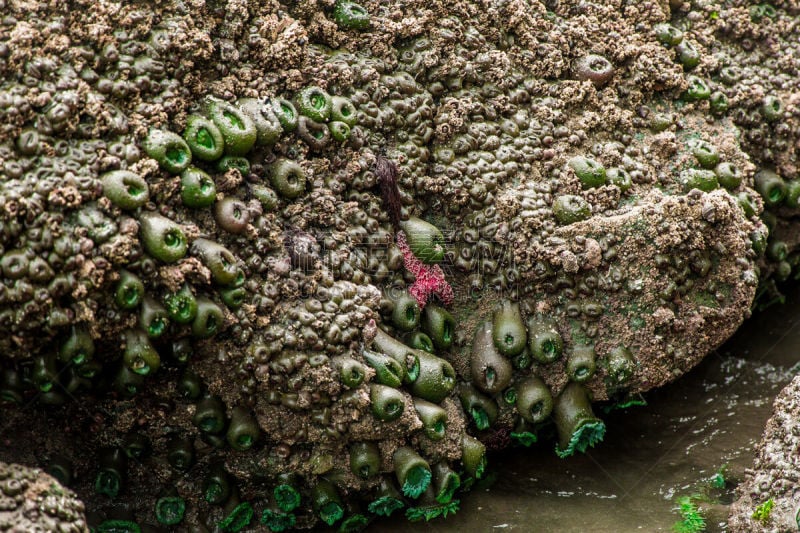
{"left": 375, "top": 289, "right": 800, "bottom": 532}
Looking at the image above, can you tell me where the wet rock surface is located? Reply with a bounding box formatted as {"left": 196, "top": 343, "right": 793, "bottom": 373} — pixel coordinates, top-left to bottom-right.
{"left": 0, "top": 460, "right": 87, "bottom": 532}
{"left": 0, "top": 0, "right": 797, "bottom": 529}
{"left": 729, "top": 374, "right": 800, "bottom": 532}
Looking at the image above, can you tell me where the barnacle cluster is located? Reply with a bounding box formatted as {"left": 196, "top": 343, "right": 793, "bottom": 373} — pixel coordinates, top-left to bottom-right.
{"left": 0, "top": 0, "right": 798, "bottom": 530}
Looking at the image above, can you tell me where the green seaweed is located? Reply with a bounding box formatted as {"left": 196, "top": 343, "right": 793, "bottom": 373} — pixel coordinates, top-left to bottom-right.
{"left": 672, "top": 495, "right": 706, "bottom": 533}
{"left": 752, "top": 498, "right": 774, "bottom": 525}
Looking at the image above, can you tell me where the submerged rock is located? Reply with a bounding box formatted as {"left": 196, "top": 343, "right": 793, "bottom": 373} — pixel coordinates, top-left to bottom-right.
{"left": 0, "top": 0, "right": 796, "bottom": 529}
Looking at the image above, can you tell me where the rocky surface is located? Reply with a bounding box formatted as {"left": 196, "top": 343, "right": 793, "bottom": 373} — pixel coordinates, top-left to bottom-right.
{"left": 729, "top": 374, "right": 800, "bottom": 532}
{"left": 0, "top": 460, "right": 87, "bottom": 532}
{"left": 0, "top": 0, "right": 797, "bottom": 529}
